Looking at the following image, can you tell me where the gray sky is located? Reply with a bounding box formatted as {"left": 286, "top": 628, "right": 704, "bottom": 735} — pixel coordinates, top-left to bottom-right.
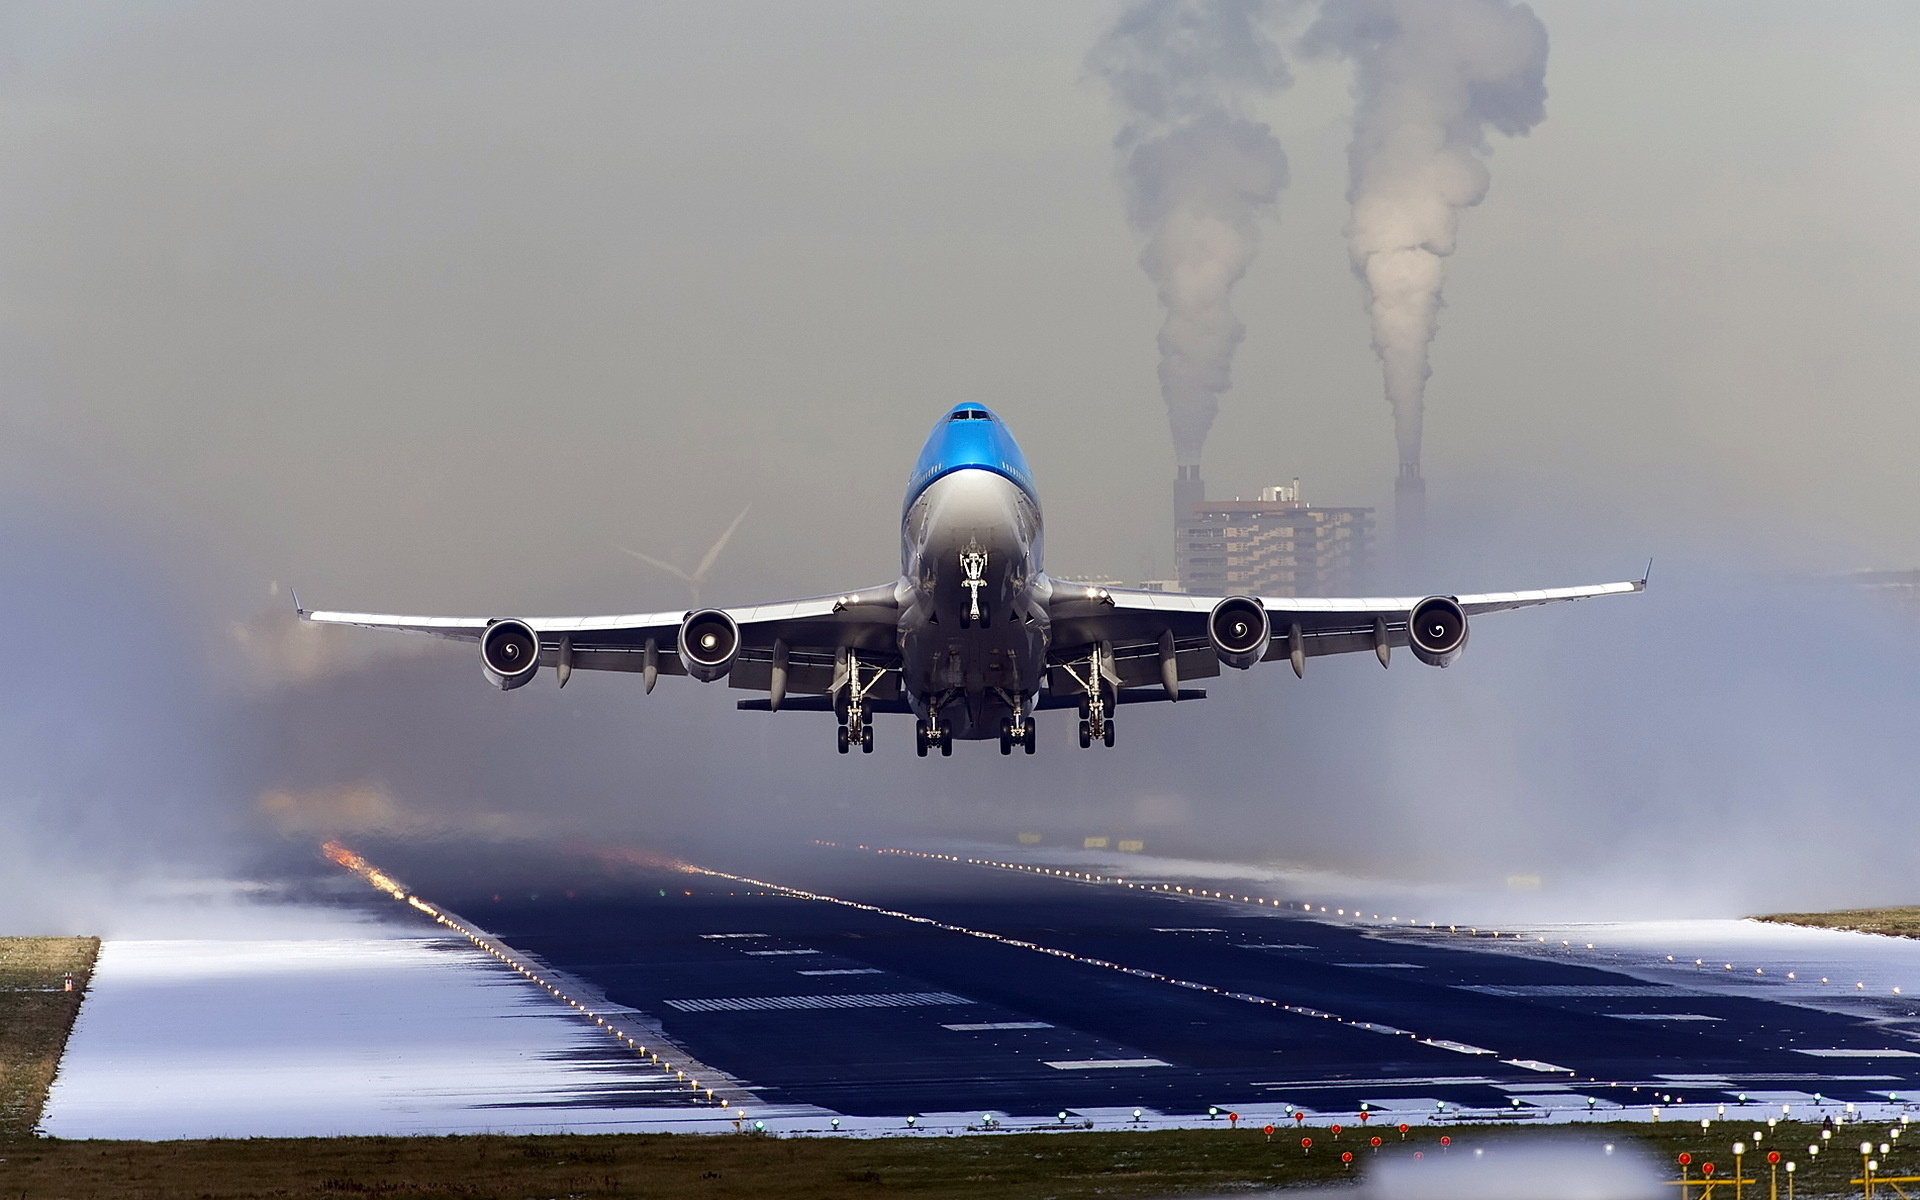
{"left": 3, "top": 2, "right": 1919, "bottom": 925}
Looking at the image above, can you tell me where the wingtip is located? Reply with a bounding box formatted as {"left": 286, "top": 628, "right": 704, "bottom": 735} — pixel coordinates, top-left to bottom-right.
{"left": 1640, "top": 557, "right": 1654, "bottom": 589}
{"left": 290, "top": 587, "right": 305, "bottom": 619}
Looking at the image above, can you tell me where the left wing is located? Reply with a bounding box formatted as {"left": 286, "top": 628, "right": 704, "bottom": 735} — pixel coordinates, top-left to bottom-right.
{"left": 1043, "top": 574, "right": 1645, "bottom": 695}
{"left": 300, "top": 581, "right": 905, "bottom": 699}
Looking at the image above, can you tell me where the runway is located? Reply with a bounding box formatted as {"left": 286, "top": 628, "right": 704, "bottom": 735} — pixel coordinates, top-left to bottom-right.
{"left": 365, "top": 839, "right": 1920, "bottom": 1125}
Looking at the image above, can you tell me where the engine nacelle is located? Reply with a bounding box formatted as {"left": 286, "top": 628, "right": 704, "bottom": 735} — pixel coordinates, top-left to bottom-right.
{"left": 1408, "top": 595, "right": 1469, "bottom": 668}
{"left": 678, "top": 608, "right": 740, "bottom": 683}
{"left": 480, "top": 619, "right": 541, "bottom": 690}
{"left": 1208, "top": 595, "right": 1271, "bottom": 671}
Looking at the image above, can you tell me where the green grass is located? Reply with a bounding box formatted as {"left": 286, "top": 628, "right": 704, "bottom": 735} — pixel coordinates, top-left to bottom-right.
{"left": 0, "top": 1121, "right": 1899, "bottom": 1199}
{"left": 0, "top": 937, "right": 99, "bottom": 1141}
{"left": 1757, "top": 906, "right": 1920, "bottom": 939}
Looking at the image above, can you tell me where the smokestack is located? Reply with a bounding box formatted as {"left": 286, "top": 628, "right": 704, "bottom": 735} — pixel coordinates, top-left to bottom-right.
{"left": 1091, "top": 1, "right": 1291, "bottom": 526}
{"left": 1395, "top": 460, "right": 1425, "bottom": 564}
{"left": 1174, "top": 463, "right": 1205, "bottom": 565}
{"left": 1301, "top": 0, "right": 1549, "bottom": 551}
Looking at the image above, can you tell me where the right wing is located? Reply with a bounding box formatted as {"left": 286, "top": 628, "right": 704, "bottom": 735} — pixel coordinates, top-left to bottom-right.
{"left": 300, "top": 581, "right": 906, "bottom": 696}
{"left": 1043, "top": 574, "right": 1645, "bottom": 693}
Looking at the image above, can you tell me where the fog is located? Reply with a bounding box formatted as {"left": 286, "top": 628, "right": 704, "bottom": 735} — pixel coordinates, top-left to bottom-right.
{"left": 3, "top": 1, "right": 1920, "bottom": 932}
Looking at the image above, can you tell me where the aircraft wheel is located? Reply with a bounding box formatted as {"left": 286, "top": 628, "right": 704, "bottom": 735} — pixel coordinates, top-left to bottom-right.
{"left": 861, "top": 726, "right": 874, "bottom": 753}
{"left": 1079, "top": 720, "right": 1091, "bottom": 749}
{"left": 1023, "top": 720, "right": 1036, "bottom": 754}
{"left": 1104, "top": 719, "right": 1116, "bottom": 748}
{"left": 940, "top": 733, "right": 953, "bottom": 757}
{"left": 837, "top": 726, "right": 849, "bottom": 755}
{"left": 916, "top": 730, "right": 928, "bottom": 757}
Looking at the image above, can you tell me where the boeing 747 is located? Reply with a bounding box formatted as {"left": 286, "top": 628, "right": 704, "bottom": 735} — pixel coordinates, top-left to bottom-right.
{"left": 301, "top": 403, "right": 1642, "bottom": 756}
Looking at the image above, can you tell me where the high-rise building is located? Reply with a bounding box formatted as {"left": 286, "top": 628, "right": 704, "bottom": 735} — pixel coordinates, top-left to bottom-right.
{"left": 1176, "top": 480, "right": 1374, "bottom": 597}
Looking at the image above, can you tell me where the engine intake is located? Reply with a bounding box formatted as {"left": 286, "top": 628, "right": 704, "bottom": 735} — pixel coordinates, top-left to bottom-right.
{"left": 678, "top": 608, "right": 740, "bottom": 683}
{"left": 1408, "top": 595, "right": 1469, "bottom": 668}
{"left": 1208, "top": 596, "right": 1271, "bottom": 671}
{"left": 480, "top": 619, "right": 541, "bottom": 690}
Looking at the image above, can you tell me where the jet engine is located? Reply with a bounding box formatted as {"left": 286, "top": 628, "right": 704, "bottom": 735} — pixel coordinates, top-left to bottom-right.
{"left": 678, "top": 608, "right": 741, "bottom": 682}
{"left": 1407, "top": 595, "right": 1469, "bottom": 668}
{"left": 1207, "top": 595, "right": 1271, "bottom": 670}
{"left": 480, "top": 619, "right": 541, "bottom": 690}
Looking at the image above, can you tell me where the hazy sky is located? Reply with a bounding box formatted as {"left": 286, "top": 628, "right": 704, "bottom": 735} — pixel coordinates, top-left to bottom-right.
{"left": 3, "top": 2, "right": 1919, "bottom": 926}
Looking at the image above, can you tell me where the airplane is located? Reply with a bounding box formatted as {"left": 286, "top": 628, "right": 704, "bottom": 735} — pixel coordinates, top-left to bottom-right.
{"left": 300, "top": 402, "right": 1643, "bottom": 758}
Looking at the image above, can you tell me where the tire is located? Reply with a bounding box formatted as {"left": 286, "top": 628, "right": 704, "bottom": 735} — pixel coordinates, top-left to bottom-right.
{"left": 940, "top": 735, "right": 953, "bottom": 757}
{"left": 1079, "top": 720, "right": 1091, "bottom": 748}
{"left": 861, "top": 726, "right": 874, "bottom": 753}
{"left": 916, "top": 732, "right": 928, "bottom": 758}
{"left": 837, "top": 726, "right": 849, "bottom": 754}
{"left": 1104, "top": 719, "right": 1116, "bottom": 748}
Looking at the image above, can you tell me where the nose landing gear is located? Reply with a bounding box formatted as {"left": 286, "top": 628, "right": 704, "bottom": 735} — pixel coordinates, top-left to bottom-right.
{"left": 959, "top": 548, "right": 989, "bottom": 628}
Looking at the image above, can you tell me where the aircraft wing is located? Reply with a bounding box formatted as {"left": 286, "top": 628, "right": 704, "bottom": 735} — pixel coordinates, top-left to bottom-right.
{"left": 1042, "top": 574, "right": 1645, "bottom": 692}
{"left": 300, "top": 581, "right": 905, "bottom": 694}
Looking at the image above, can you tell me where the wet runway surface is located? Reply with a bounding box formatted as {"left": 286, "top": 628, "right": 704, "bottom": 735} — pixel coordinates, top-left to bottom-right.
{"left": 372, "top": 842, "right": 1920, "bottom": 1120}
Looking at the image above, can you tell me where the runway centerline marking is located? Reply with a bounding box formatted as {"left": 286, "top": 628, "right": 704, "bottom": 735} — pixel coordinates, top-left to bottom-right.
{"left": 672, "top": 859, "right": 1544, "bottom": 1070}
{"left": 663, "top": 992, "right": 971, "bottom": 1013}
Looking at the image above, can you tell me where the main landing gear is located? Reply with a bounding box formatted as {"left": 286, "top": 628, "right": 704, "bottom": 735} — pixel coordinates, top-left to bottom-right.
{"left": 998, "top": 701, "right": 1036, "bottom": 756}
{"left": 835, "top": 650, "right": 888, "bottom": 755}
{"left": 915, "top": 718, "right": 953, "bottom": 757}
{"left": 1060, "top": 644, "right": 1118, "bottom": 749}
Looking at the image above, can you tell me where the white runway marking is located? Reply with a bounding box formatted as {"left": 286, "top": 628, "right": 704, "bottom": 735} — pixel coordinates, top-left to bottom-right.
{"left": 1610, "top": 1013, "right": 1723, "bottom": 1021}
{"left": 664, "top": 991, "right": 970, "bottom": 1013}
{"left": 1461, "top": 985, "right": 1702, "bottom": 997}
{"left": 797, "top": 968, "right": 883, "bottom": 976}
{"left": 741, "top": 949, "right": 820, "bottom": 956}
{"left": 1044, "top": 1058, "right": 1171, "bottom": 1070}
{"left": 1795, "top": 1048, "right": 1920, "bottom": 1058}
{"left": 943, "top": 1021, "right": 1053, "bottom": 1031}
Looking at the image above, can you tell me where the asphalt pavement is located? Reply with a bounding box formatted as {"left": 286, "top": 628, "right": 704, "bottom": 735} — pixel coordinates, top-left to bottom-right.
{"left": 369, "top": 840, "right": 1920, "bottom": 1122}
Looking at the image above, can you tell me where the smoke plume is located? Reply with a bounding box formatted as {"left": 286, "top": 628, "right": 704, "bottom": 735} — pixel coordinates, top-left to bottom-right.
{"left": 1090, "top": 0, "right": 1292, "bottom": 467}
{"left": 1302, "top": 0, "right": 1549, "bottom": 477}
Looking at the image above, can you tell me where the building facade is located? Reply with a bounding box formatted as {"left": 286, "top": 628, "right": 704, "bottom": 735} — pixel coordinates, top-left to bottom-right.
{"left": 1175, "top": 481, "right": 1374, "bottom": 597}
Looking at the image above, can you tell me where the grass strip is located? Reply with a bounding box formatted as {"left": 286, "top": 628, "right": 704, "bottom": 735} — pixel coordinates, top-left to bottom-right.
{"left": 0, "top": 1121, "right": 1893, "bottom": 1199}
{"left": 1757, "top": 906, "right": 1920, "bottom": 939}
{"left": 0, "top": 937, "right": 99, "bottom": 1142}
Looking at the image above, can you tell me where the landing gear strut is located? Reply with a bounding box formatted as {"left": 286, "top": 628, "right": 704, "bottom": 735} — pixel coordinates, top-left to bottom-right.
{"left": 915, "top": 709, "right": 953, "bottom": 758}
{"left": 834, "top": 650, "right": 888, "bottom": 755}
{"left": 1061, "top": 643, "right": 1118, "bottom": 749}
{"left": 959, "top": 548, "right": 989, "bottom": 628}
{"left": 997, "top": 697, "right": 1035, "bottom": 756}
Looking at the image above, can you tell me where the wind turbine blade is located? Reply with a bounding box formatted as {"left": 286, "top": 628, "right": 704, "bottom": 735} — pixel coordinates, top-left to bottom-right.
{"left": 691, "top": 505, "right": 751, "bottom": 583}
{"left": 616, "top": 545, "right": 695, "bottom": 583}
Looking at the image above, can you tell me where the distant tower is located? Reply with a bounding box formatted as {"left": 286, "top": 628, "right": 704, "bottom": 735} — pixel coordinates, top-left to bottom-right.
{"left": 1174, "top": 463, "right": 1205, "bottom": 572}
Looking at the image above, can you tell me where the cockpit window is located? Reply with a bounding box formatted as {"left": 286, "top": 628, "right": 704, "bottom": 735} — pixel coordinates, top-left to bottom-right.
{"left": 948, "top": 409, "right": 991, "bottom": 422}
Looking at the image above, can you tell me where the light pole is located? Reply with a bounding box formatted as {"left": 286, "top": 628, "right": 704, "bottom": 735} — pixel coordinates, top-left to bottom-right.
{"left": 1734, "top": 1141, "right": 1747, "bottom": 1200}
{"left": 1784, "top": 1160, "right": 1795, "bottom": 1200}
{"left": 1766, "top": 1150, "right": 1779, "bottom": 1200}
{"left": 1862, "top": 1141, "right": 1875, "bottom": 1199}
